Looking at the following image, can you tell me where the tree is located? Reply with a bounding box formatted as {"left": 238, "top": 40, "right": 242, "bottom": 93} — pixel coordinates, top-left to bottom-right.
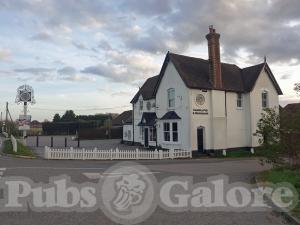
{"left": 254, "top": 107, "right": 280, "bottom": 146}
{"left": 53, "top": 113, "right": 61, "bottom": 122}
{"left": 61, "top": 110, "right": 76, "bottom": 122}
{"left": 254, "top": 107, "right": 300, "bottom": 168}
{"left": 294, "top": 83, "right": 300, "bottom": 96}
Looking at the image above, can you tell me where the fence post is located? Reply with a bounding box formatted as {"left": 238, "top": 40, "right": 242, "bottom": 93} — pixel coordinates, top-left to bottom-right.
{"left": 250, "top": 148, "right": 255, "bottom": 154}
{"left": 116, "top": 148, "right": 119, "bottom": 159}
{"left": 51, "top": 136, "right": 53, "bottom": 147}
{"left": 222, "top": 149, "right": 227, "bottom": 157}
{"left": 171, "top": 149, "right": 175, "bottom": 159}
{"left": 93, "top": 147, "right": 97, "bottom": 159}
{"left": 65, "top": 137, "right": 67, "bottom": 148}
{"left": 159, "top": 150, "right": 163, "bottom": 160}
{"left": 136, "top": 148, "right": 139, "bottom": 160}
{"left": 81, "top": 148, "right": 85, "bottom": 160}
{"left": 36, "top": 135, "right": 39, "bottom": 147}
{"left": 110, "top": 148, "right": 113, "bottom": 160}
{"left": 70, "top": 147, "right": 74, "bottom": 159}
{"left": 190, "top": 149, "right": 193, "bottom": 158}
{"left": 44, "top": 146, "right": 49, "bottom": 159}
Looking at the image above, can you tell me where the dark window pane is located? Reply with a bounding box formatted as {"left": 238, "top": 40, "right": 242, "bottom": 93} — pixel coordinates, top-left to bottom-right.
{"left": 173, "top": 132, "right": 178, "bottom": 142}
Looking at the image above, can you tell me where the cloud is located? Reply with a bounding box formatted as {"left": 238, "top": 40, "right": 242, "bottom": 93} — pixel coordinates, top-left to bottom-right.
{"left": 0, "top": 48, "right": 12, "bottom": 60}
{"left": 58, "top": 66, "right": 94, "bottom": 82}
{"left": 81, "top": 51, "right": 160, "bottom": 83}
{"left": 57, "top": 66, "right": 77, "bottom": 75}
{"left": 280, "top": 74, "right": 292, "bottom": 80}
{"left": 72, "top": 41, "right": 88, "bottom": 50}
{"left": 15, "top": 67, "right": 54, "bottom": 74}
{"left": 30, "top": 32, "right": 54, "bottom": 42}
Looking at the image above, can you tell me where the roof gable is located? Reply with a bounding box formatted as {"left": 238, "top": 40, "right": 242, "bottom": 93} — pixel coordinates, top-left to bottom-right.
{"left": 153, "top": 52, "right": 282, "bottom": 95}
{"left": 130, "top": 75, "right": 159, "bottom": 103}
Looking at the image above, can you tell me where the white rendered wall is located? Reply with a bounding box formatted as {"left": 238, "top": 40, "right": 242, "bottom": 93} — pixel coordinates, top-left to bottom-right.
{"left": 155, "top": 61, "right": 191, "bottom": 150}
{"left": 250, "top": 68, "right": 280, "bottom": 147}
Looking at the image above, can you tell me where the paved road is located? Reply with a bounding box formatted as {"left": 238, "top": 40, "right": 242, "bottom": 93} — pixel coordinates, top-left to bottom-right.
{"left": 0, "top": 137, "right": 288, "bottom": 225}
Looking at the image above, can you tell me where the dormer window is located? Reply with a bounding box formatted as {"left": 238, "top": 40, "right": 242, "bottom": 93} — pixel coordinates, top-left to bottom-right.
{"left": 139, "top": 100, "right": 143, "bottom": 110}
{"left": 262, "top": 91, "right": 269, "bottom": 108}
{"left": 167, "top": 88, "right": 175, "bottom": 108}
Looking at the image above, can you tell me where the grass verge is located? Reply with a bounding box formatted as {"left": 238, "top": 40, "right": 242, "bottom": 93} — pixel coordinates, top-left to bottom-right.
{"left": 3, "top": 139, "right": 35, "bottom": 157}
{"left": 258, "top": 167, "right": 300, "bottom": 217}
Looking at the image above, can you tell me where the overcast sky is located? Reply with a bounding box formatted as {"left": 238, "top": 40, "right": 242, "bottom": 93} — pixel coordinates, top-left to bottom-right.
{"left": 0, "top": 0, "right": 299, "bottom": 121}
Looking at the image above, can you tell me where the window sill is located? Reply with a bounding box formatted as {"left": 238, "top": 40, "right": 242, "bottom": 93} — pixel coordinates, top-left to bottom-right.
{"left": 236, "top": 107, "right": 243, "bottom": 110}
{"left": 162, "top": 141, "right": 181, "bottom": 145}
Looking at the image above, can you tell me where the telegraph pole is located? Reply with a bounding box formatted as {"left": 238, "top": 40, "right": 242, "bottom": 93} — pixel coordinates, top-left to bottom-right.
{"left": 5, "top": 102, "right": 8, "bottom": 132}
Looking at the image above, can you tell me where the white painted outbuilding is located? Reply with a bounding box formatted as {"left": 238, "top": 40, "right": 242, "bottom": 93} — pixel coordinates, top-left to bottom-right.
{"left": 123, "top": 26, "right": 282, "bottom": 153}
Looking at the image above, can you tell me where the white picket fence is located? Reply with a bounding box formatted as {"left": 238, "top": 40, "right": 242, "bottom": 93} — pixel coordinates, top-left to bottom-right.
{"left": 44, "top": 146, "right": 192, "bottom": 160}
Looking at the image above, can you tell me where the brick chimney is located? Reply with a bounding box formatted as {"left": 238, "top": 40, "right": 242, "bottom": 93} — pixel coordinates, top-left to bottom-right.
{"left": 206, "top": 25, "right": 222, "bottom": 89}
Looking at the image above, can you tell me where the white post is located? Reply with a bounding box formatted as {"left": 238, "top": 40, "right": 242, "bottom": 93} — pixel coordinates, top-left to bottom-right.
{"left": 250, "top": 148, "right": 255, "bottom": 154}
{"left": 170, "top": 149, "right": 174, "bottom": 159}
{"left": 11, "top": 135, "right": 17, "bottom": 153}
{"left": 222, "top": 149, "right": 227, "bottom": 157}
{"left": 136, "top": 148, "right": 139, "bottom": 160}
{"left": 23, "top": 102, "right": 27, "bottom": 146}
{"left": 110, "top": 148, "right": 113, "bottom": 160}
{"left": 44, "top": 146, "right": 49, "bottom": 159}
{"left": 93, "top": 147, "right": 97, "bottom": 159}
{"left": 70, "top": 147, "right": 74, "bottom": 159}
{"left": 116, "top": 148, "right": 119, "bottom": 159}
{"left": 159, "top": 150, "right": 163, "bottom": 160}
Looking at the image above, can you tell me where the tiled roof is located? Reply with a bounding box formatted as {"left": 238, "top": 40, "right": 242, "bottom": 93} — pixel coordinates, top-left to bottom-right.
{"left": 112, "top": 110, "right": 132, "bottom": 126}
{"left": 160, "top": 111, "right": 181, "bottom": 120}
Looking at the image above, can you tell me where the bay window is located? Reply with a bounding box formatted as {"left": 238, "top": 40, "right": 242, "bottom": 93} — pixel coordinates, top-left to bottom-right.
{"left": 163, "top": 121, "right": 179, "bottom": 143}
{"left": 163, "top": 123, "right": 170, "bottom": 141}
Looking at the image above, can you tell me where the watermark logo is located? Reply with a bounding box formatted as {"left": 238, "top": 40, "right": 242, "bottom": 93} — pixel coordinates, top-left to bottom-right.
{"left": 112, "top": 173, "right": 146, "bottom": 211}
{"left": 0, "top": 162, "right": 298, "bottom": 225}
{"left": 99, "top": 162, "right": 158, "bottom": 224}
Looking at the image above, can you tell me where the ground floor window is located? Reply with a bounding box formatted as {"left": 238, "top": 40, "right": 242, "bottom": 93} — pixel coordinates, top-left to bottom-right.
{"left": 163, "top": 123, "right": 170, "bottom": 141}
{"left": 172, "top": 122, "right": 178, "bottom": 142}
{"left": 163, "top": 122, "right": 179, "bottom": 142}
{"left": 149, "top": 127, "right": 157, "bottom": 141}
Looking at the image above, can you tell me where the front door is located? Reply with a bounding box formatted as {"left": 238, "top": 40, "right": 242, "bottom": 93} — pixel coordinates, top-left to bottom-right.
{"left": 197, "top": 128, "right": 204, "bottom": 152}
{"left": 144, "top": 128, "right": 149, "bottom": 147}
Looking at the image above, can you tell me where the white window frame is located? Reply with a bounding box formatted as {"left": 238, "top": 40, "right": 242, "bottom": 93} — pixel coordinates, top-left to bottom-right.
{"left": 237, "top": 93, "right": 243, "bottom": 109}
{"left": 163, "top": 121, "right": 180, "bottom": 144}
{"left": 262, "top": 91, "right": 269, "bottom": 108}
{"left": 163, "top": 122, "right": 170, "bottom": 142}
{"left": 149, "top": 127, "right": 156, "bottom": 142}
{"left": 167, "top": 88, "right": 175, "bottom": 108}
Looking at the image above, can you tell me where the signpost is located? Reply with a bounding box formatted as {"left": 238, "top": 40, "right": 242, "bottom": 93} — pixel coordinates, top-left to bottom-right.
{"left": 15, "top": 85, "right": 35, "bottom": 144}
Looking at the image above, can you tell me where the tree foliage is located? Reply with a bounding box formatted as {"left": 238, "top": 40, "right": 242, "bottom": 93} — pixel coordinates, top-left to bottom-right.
{"left": 254, "top": 107, "right": 300, "bottom": 167}
{"left": 294, "top": 83, "right": 300, "bottom": 96}
{"left": 53, "top": 113, "right": 61, "bottom": 122}
{"left": 61, "top": 110, "right": 76, "bottom": 122}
